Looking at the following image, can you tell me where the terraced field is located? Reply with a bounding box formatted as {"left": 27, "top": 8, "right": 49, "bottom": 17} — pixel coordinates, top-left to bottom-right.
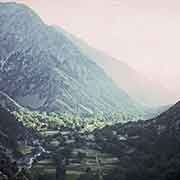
{"left": 30, "top": 129, "right": 119, "bottom": 180}
{"left": 66, "top": 148, "right": 119, "bottom": 179}
{"left": 31, "top": 159, "right": 56, "bottom": 180}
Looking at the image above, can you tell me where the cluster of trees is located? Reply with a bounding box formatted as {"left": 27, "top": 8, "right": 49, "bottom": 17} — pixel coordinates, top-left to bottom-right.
{"left": 13, "top": 108, "right": 142, "bottom": 133}
{"left": 13, "top": 111, "right": 109, "bottom": 133}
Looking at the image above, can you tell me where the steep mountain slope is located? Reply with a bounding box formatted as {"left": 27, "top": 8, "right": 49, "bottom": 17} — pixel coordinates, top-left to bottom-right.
{"left": 95, "top": 101, "right": 180, "bottom": 180}
{"left": 0, "top": 2, "right": 143, "bottom": 115}
{"left": 0, "top": 91, "right": 24, "bottom": 112}
{"left": 0, "top": 104, "right": 36, "bottom": 158}
{"left": 57, "top": 28, "right": 173, "bottom": 106}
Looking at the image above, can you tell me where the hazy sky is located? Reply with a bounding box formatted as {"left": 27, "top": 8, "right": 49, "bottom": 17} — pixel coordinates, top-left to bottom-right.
{"left": 1, "top": 0, "right": 180, "bottom": 98}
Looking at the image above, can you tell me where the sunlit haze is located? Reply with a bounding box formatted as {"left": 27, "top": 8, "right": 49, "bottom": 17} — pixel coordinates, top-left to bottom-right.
{"left": 1, "top": 0, "right": 180, "bottom": 102}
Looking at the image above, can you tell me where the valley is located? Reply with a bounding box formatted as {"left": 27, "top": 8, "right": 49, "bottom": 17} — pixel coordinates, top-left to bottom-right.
{"left": 1, "top": 100, "right": 180, "bottom": 180}
{"left": 0, "top": 2, "right": 179, "bottom": 180}
{"left": 30, "top": 127, "right": 120, "bottom": 180}
{"left": 0, "top": 106, "right": 120, "bottom": 180}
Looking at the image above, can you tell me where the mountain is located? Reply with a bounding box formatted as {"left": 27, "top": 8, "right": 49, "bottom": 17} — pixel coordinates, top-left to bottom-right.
{"left": 94, "top": 101, "right": 180, "bottom": 180}
{"left": 57, "top": 28, "right": 173, "bottom": 106}
{"left": 0, "top": 2, "right": 144, "bottom": 116}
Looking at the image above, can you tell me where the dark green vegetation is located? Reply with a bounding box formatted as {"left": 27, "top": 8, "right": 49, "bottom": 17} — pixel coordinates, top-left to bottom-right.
{"left": 94, "top": 101, "right": 180, "bottom": 180}
{"left": 0, "top": 105, "right": 37, "bottom": 180}
{"left": 0, "top": 105, "right": 35, "bottom": 154}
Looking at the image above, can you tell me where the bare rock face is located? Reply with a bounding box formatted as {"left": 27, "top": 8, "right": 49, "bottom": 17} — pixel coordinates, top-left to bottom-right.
{"left": 0, "top": 2, "right": 143, "bottom": 115}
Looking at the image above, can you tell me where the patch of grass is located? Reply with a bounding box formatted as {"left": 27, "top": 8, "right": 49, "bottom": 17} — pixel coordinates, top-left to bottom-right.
{"left": 66, "top": 170, "right": 84, "bottom": 180}
{"left": 16, "top": 145, "right": 33, "bottom": 155}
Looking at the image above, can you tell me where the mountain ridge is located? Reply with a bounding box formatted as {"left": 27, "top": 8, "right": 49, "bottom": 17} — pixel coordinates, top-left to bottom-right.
{"left": 56, "top": 26, "right": 173, "bottom": 106}
{"left": 0, "top": 2, "right": 143, "bottom": 116}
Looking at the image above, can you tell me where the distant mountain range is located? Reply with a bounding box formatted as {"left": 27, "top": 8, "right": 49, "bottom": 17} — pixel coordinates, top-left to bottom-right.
{"left": 0, "top": 2, "right": 144, "bottom": 116}
{"left": 57, "top": 28, "right": 173, "bottom": 106}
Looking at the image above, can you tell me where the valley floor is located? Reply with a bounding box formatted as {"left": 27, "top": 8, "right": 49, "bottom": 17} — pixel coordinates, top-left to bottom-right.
{"left": 30, "top": 128, "right": 119, "bottom": 180}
